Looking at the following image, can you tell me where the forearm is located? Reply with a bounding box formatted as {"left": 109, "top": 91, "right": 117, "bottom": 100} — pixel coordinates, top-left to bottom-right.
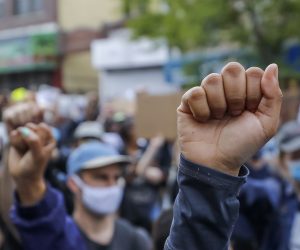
{"left": 165, "top": 155, "right": 248, "bottom": 250}
{"left": 136, "top": 144, "right": 160, "bottom": 176}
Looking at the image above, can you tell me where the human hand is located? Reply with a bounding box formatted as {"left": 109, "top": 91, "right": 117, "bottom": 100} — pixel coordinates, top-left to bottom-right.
{"left": 144, "top": 166, "right": 164, "bottom": 185}
{"left": 149, "top": 135, "right": 165, "bottom": 149}
{"left": 3, "top": 102, "right": 43, "bottom": 133}
{"left": 177, "top": 62, "right": 282, "bottom": 176}
{"left": 8, "top": 123, "right": 55, "bottom": 205}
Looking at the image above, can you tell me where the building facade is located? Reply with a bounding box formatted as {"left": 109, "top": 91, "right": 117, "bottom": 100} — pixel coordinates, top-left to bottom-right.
{"left": 57, "top": 0, "right": 122, "bottom": 92}
{"left": 0, "top": 0, "right": 59, "bottom": 91}
{"left": 0, "top": 0, "right": 122, "bottom": 92}
{"left": 91, "top": 29, "right": 176, "bottom": 102}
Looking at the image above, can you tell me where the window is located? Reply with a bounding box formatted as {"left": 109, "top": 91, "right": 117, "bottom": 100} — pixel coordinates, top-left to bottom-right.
{"left": 0, "top": 0, "right": 5, "bottom": 18}
{"left": 13, "top": 0, "right": 44, "bottom": 15}
{"left": 32, "top": 0, "right": 44, "bottom": 12}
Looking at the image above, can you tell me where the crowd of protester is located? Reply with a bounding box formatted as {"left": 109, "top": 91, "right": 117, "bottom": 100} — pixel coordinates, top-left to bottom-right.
{"left": 0, "top": 86, "right": 177, "bottom": 250}
{"left": 0, "top": 63, "right": 299, "bottom": 250}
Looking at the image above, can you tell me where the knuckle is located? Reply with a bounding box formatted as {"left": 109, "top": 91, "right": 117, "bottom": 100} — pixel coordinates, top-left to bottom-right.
{"left": 222, "top": 62, "right": 245, "bottom": 76}
{"left": 202, "top": 73, "right": 222, "bottom": 86}
{"left": 189, "top": 87, "right": 204, "bottom": 101}
{"left": 246, "top": 67, "right": 264, "bottom": 78}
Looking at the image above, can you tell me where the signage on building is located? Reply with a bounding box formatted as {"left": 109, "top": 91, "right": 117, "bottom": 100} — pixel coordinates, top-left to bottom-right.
{"left": 0, "top": 32, "right": 59, "bottom": 73}
{"left": 91, "top": 36, "right": 168, "bottom": 70}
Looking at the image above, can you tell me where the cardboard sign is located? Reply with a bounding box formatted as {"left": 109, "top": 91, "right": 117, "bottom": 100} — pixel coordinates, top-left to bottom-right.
{"left": 136, "top": 92, "right": 182, "bottom": 139}
{"left": 105, "top": 99, "right": 136, "bottom": 115}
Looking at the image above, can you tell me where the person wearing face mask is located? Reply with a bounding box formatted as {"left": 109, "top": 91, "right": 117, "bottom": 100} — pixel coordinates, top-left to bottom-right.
{"left": 66, "top": 141, "right": 152, "bottom": 250}
{"left": 277, "top": 120, "right": 300, "bottom": 250}
{"left": 9, "top": 124, "right": 152, "bottom": 250}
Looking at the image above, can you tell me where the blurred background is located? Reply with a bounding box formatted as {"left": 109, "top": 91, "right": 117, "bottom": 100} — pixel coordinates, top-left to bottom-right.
{"left": 0, "top": 0, "right": 298, "bottom": 120}
{"left": 0, "top": 1, "right": 300, "bottom": 250}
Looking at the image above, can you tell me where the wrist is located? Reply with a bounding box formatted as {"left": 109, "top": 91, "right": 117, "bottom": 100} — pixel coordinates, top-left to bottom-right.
{"left": 181, "top": 153, "right": 241, "bottom": 176}
{"left": 209, "top": 162, "right": 241, "bottom": 176}
{"left": 15, "top": 178, "right": 46, "bottom": 206}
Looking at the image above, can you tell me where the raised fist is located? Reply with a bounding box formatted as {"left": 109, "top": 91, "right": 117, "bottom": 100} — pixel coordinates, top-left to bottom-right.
{"left": 3, "top": 102, "right": 43, "bottom": 133}
{"left": 177, "top": 62, "right": 282, "bottom": 176}
{"left": 8, "top": 123, "right": 55, "bottom": 205}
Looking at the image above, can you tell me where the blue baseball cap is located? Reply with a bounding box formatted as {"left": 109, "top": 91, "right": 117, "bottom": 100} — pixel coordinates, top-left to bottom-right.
{"left": 67, "top": 142, "right": 131, "bottom": 176}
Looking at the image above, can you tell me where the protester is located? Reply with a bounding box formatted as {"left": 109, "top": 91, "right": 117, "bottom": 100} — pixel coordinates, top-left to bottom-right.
{"left": 73, "top": 121, "right": 104, "bottom": 146}
{"left": 277, "top": 120, "right": 300, "bottom": 250}
{"left": 163, "top": 62, "right": 282, "bottom": 249}
{"left": 118, "top": 116, "right": 171, "bottom": 232}
{"left": 9, "top": 129, "right": 152, "bottom": 250}
{"left": 85, "top": 92, "right": 100, "bottom": 122}
{"left": 7, "top": 62, "right": 282, "bottom": 250}
{"left": 67, "top": 142, "right": 152, "bottom": 250}
{"left": 232, "top": 150, "right": 298, "bottom": 250}
{"left": 0, "top": 101, "right": 44, "bottom": 250}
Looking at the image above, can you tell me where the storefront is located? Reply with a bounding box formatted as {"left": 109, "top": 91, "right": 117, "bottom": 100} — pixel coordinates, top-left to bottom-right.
{"left": 0, "top": 31, "right": 61, "bottom": 91}
{"left": 91, "top": 29, "right": 176, "bottom": 101}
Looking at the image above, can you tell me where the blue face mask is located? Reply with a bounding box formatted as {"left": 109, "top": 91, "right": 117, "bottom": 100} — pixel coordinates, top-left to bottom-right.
{"left": 288, "top": 160, "right": 300, "bottom": 181}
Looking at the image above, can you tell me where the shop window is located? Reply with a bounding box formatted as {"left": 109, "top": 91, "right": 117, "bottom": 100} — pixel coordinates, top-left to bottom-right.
{"left": 13, "top": 0, "right": 44, "bottom": 15}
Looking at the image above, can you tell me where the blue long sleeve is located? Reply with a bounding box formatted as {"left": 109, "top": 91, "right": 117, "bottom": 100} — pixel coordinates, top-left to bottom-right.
{"left": 10, "top": 186, "right": 86, "bottom": 250}
{"left": 165, "top": 155, "right": 248, "bottom": 250}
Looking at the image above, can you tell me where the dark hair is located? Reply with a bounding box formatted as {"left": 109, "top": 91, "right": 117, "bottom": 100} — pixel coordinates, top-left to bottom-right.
{"left": 119, "top": 117, "right": 135, "bottom": 144}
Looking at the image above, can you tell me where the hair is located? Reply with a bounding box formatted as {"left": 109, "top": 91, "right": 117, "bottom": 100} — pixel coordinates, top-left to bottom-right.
{"left": 119, "top": 117, "right": 135, "bottom": 145}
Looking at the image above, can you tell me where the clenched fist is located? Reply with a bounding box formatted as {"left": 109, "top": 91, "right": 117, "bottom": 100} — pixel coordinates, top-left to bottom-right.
{"left": 8, "top": 123, "right": 56, "bottom": 205}
{"left": 3, "top": 102, "right": 43, "bottom": 133}
{"left": 178, "top": 62, "right": 282, "bottom": 176}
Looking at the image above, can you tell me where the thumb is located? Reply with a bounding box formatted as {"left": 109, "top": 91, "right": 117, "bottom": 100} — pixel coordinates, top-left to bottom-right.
{"left": 256, "top": 64, "right": 283, "bottom": 138}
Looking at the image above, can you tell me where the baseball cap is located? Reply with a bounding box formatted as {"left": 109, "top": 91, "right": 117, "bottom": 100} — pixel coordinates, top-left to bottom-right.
{"left": 74, "top": 121, "right": 104, "bottom": 140}
{"left": 67, "top": 141, "right": 131, "bottom": 176}
{"left": 277, "top": 120, "right": 300, "bottom": 153}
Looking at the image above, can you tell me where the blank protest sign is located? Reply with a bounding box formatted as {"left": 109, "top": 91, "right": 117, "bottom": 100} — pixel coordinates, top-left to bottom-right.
{"left": 136, "top": 92, "right": 182, "bottom": 140}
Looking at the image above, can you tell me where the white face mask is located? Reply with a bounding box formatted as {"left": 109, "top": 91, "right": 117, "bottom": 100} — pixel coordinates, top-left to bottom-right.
{"left": 72, "top": 175, "right": 124, "bottom": 215}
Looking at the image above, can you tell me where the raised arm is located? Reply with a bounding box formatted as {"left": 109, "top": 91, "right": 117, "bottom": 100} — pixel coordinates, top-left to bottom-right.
{"left": 165, "top": 62, "right": 282, "bottom": 250}
{"left": 8, "top": 124, "right": 86, "bottom": 250}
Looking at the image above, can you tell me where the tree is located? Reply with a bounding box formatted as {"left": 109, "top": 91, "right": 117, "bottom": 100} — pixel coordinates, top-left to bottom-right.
{"left": 123, "top": 0, "right": 300, "bottom": 71}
